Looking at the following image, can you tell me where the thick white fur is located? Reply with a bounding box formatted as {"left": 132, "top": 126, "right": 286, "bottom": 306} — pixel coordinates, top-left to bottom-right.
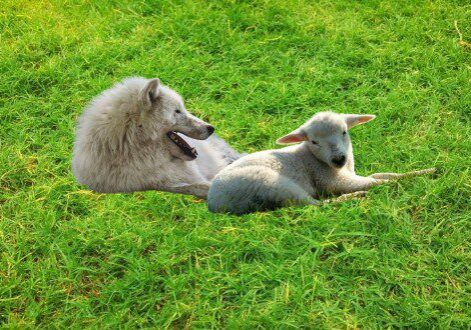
{"left": 72, "top": 77, "right": 241, "bottom": 198}
{"left": 208, "top": 111, "right": 435, "bottom": 215}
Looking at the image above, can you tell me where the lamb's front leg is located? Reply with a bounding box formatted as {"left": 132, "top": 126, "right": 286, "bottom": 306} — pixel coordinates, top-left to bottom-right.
{"left": 330, "top": 174, "right": 388, "bottom": 194}
{"left": 369, "top": 168, "right": 436, "bottom": 180}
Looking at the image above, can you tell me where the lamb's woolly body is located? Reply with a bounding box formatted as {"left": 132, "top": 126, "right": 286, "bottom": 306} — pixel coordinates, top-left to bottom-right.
{"left": 208, "top": 143, "right": 347, "bottom": 214}
{"left": 72, "top": 77, "right": 241, "bottom": 196}
{"left": 208, "top": 111, "right": 434, "bottom": 214}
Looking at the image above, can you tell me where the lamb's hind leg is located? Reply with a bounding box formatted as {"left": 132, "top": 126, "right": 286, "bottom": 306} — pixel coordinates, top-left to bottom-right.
{"left": 284, "top": 194, "right": 321, "bottom": 207}
{"left": 285, "top": 191, "right": 368, "bottom": 207}
{"left": 369, "top": 168, "right": 436, "bottom": 180}
{"left": 279, "top": 185, "right": 321, "bottom": 207}
{"left": 278, "top": 185, "right": 366, "bottom": 207}
{"left": 321, "top": 191, "right": 368, "bottom": 205}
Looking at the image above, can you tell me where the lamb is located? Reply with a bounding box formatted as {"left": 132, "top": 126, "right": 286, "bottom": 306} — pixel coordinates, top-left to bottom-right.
{"left": 207, "top": 111, "right": 435, "bottom": 215}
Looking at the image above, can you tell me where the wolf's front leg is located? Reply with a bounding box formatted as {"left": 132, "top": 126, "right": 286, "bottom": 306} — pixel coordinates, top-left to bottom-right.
{"left": 161, "top": 183, "right": 210, "bottom": 199}
{"left": 369, "top": 168, "right": 436, "bottom": 180}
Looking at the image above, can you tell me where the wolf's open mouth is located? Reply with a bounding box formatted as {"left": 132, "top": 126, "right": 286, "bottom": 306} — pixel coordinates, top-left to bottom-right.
{"left": 166, "top": 131, "right": 198, "bottom": 159}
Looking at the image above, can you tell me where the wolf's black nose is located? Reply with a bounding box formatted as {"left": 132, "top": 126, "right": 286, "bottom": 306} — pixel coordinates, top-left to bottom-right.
{"left": 332, "top": 155, "right": 346, "bottom": 167}
{"left": 206, "top": 125, "right": 215, "bottom": 135}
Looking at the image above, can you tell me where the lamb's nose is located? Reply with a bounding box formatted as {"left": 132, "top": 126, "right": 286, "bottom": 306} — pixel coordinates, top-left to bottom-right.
{"left": 332, "top": 155, "right": 346, "bottom": 167}
{"left": 206, "top": 125, "right": 215, "bottom": 135}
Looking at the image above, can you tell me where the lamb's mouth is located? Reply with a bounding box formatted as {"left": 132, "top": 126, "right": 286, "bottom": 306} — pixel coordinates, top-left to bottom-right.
{"left": 166, "top": 131, "right": 198, "bottom": 159}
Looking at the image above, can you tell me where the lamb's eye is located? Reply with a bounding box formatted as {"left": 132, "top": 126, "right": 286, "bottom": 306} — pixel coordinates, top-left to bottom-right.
{"left": 176, "top": 109, "right": 181, "bottom": 114}
{"left": 342, "top": 131, "right": 347, "bottom": 135}
{"left": 312, "top": 140, "right": 318, "bottom": 145}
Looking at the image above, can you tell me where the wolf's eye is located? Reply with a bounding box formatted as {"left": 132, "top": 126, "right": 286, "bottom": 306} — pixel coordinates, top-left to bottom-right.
{"left": 311, "top": 140, "right": 318, "bottom": 145}
{"left": 176, "top": 109, "right": 181, "bottom": 114}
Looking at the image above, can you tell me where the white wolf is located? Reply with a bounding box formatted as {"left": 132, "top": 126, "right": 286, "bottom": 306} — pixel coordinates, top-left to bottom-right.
{"left": 208, "top": 111, "right": 435, "bottom": 215}
{"left": 72, "top": 77, "right": 242, "bottom": 198}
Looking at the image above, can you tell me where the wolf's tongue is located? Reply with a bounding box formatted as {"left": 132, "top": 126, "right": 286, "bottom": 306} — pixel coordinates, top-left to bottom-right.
{"left": 166, "top": 132, "right": 197, "bottom": 159}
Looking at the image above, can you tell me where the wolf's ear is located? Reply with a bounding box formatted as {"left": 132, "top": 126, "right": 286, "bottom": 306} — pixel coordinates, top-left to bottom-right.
{"left": 276, "top": 128, "right": 308, "bottom": 145}
{"left": 141, "top": 78, "right": 161, "bottom": 109}
{"left": 343, "top": 114, "right": 376, "bottom": 129}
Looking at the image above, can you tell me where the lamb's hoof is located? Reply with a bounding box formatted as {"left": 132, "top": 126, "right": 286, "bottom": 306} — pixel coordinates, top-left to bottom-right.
{"left": 323, "top": 191, "right": 368, "bottom": 205}
{"left": 351, "top": 191, "right": 368, "bottom": 198}
{"left": 407, "top": 167, "right": 437, "bottom": 177}
{"left": 342, "top": 191, "right": 368, "bottom": 201}
{"left": 420, "top": 167, "right": 436, "bottom": 175}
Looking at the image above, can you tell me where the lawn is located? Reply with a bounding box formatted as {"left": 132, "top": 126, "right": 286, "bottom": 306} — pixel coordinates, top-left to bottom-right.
{"left": 1, "top": 0, "right": 470, "bottom": 328}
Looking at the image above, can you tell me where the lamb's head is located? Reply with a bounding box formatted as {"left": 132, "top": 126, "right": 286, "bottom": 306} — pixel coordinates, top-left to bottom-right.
{"left": 135, "top": 78, "right": 214, "bottom": 161}
{"left": 276, "top": 111, "right": 375, "bottom": 169}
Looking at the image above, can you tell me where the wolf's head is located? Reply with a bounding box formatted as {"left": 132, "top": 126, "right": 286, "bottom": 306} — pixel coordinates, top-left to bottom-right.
{"left": 133, "top": 78, "right": 214, "bottom": 161}
{"left": 276, "top": 111, "right": 375, "bottom": 169}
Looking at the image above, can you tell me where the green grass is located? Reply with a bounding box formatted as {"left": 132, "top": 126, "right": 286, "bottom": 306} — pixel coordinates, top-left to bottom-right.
{"left": 1, "top": 0, "right": 470, "bottom": 327}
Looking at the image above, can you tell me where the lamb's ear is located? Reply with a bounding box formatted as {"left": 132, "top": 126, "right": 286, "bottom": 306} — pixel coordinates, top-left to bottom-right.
{"left": 276, "top": 129, "right": 308, "bottom": 145}
{"left": 343, "top": 114, "right": 376, "bottom": 129}
{"left": 141, "top": 78, "right": 161, "bottom": 109}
